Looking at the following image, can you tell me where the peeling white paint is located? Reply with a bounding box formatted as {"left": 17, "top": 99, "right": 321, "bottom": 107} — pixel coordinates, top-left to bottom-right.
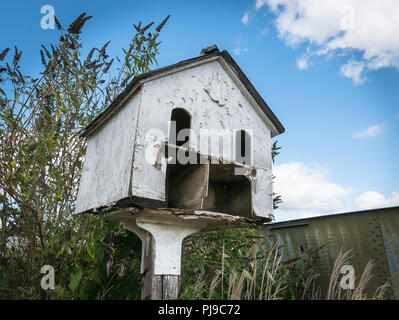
{"left": 75, "top": 91, "right": 141, "bottom": 213}
{"left": 76, "top": 58, "right": 275, "bottom": 218}
{"left": 136, "top": 217, "right": 200, "bottom": 275}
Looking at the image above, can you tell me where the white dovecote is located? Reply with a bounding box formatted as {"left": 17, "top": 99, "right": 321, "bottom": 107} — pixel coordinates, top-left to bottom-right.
{"left": 75, "top": 45, "right": 284, "bottom": 299}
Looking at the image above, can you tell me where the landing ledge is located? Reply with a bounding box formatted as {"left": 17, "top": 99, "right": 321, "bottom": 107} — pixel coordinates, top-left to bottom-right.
{"left": 105, "top": 207, "right": 266, "bottom": 231}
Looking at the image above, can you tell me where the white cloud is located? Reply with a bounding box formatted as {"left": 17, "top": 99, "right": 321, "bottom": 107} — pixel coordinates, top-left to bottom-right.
{"left": 233, "top": 47, "right": 248, "bottom": 55}
{"left": 355, "top": 191, "right": 399, "bottom": 210}
{"left": 233, "top": 35, "right": 249, "bottom": 55}
{"left": 296, "top": 56, "right": 309, "bottom": 70}
{"left": 352, "top": 124, "right": 384, "bottom": 139}
{"left": 256, "top": 0, "right": 399, "bottom": 83}
{"left": 340, "top": 60, "right": 365, "bottom": 84}
{"left": 241, "top": 12, "right": 250, "bottom": 25}
{"left": 273, "top": 162, "right": 352, "bottom": 220}
{"left": 256, "top": 0, "right": 268, "bottom": 10}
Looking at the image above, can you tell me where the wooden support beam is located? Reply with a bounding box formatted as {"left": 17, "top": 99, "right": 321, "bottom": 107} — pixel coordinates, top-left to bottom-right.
{"left": 141, "top": 232, "right": 180, "bottom": 300}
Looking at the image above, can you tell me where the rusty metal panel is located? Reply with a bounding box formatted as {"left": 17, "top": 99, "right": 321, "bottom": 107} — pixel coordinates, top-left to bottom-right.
{"left": 378, "top": 209, "right": 399, "bottom": 298}
{"left": 264, "top": 207, "right": 399, "bottom": 299}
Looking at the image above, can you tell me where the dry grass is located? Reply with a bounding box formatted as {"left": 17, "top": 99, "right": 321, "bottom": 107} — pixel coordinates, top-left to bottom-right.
{"left": 190, "top": 245, "right": 391, "bottom": 300}
{"left": 325, "top": 248, "right": 390, "bottom": 300}
{"left": 302, "top": 272, "right": 321, "bottom": 300}
{"left": 207, "top": 242, "right": 289, "bottom": 300}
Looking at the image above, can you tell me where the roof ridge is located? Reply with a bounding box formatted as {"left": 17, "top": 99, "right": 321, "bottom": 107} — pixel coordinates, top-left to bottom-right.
{"left": 81, "top": 47, "right": 285, "bottom": 137}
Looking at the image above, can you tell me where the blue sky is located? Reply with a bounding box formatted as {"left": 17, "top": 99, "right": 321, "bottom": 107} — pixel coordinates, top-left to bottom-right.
{"left": 1, "top": 0, "right": 398, "bottom": 221}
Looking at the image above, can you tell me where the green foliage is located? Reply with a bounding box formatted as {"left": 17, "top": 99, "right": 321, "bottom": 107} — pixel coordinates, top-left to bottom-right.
{"left": 271, "top": 140, "right": 281, "bottom": 163}
{"left": 0, "top": 12, "right": 169, "bottom": 299}
{"left": 277, "top": 244, "right": 322, "bottom": 300}
{"left": 180, "top": 229, "right": 321, "bottom": 300}
{"left": 272, "top": 141, "right": 283, "bottom": 210}
{"left": 180, "top": 229, "right": 255, "bottom": 299}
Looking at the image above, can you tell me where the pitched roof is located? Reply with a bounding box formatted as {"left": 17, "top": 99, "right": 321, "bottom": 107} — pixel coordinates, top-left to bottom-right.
{"left": 81, "top": 45, "right": 285, "bottom": 137}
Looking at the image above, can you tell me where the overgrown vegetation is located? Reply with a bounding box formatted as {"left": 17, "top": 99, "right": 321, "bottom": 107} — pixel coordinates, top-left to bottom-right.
{"left": 0, "top": 12, "right": 169, "bottom": 299}
{"left": 180, "top": 230, "right": 390, "bottom": 300}
{"left": 180, "top": 229, "right": 321, "bottom": 300}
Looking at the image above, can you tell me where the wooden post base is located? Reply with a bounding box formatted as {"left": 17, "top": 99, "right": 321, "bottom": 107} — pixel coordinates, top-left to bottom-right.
{"left": 140, "top": 232, "right": 180, "bottom": 300}
{"left": 144, "top": 275, "right": 180, "bottom": 300}
{"left": 107, "top": 208, "right": 256, "bottom": 300}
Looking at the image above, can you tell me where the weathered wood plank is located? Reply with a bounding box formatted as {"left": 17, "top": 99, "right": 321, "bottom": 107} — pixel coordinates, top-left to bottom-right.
{"left": 167, "top": 163, "right": 209, "bottom": 209}
{"left": 152, "top": 275, "right": 163, "bottom": 300}
{"left": 75, "top": 92, "right": 141, "bottom": 213}
{"left": 163, "top": 275, "right": 180, "bottom": 300}
{"left": 140, "top": 233, "right": 180, "bottom": 300}
{"left": 141, "top": 232, "right": 155, "bottom": 300}
{"left": 252, "top": 167, "right": 274, "bottom": 219}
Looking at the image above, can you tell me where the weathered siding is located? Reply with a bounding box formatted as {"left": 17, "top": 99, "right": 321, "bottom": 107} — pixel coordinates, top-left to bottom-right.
{"left": 252, "top": 167, "right": 274, "bottom": 218}
{"left": 75, "top": 91, "right": 141, "bottom": 213}
{"left": 76, "top": 58, "right": 276, "bottom": 218}
{"left": 131, "top": 59, "right": 274, "bottom": 216}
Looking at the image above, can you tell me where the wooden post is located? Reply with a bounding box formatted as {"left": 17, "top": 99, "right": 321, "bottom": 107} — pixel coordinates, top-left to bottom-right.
{"left": 108, "top": 208, "right": 255, "bottom": 300}
{"left": 115, "top": 210, "right": 241, "bottom": 300}
{"left": 141, "top": 232, "right": 180, "bottom": 300}
{"left": 162, "top": 275, "right": 180, "bottom": 299}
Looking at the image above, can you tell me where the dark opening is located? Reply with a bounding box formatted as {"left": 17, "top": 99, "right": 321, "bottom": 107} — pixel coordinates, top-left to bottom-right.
{"left": 169, "top": 108, "right": 191, "bottom": 147}
{"left": 166, "top": 159, "right": 208, "bottom": 209}
{"left": 235, "top": 130, "right": 251, "bottom": 165}
{"left": 167, "top": 108, "right": 200, "bottom": 208}
{"left": 166, "top": 112, "right": 253, "bottom": 216}
{"left": 202, "top": 164, "right": 252, "bottom": 217}
{"left": 166, "top": 161, "right": 252, "bottom": 216}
